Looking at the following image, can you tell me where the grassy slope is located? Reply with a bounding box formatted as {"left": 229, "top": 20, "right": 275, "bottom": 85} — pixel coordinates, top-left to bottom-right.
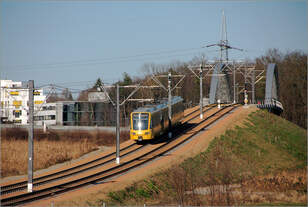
{"left": 101, "top": 110, "right": 307, "bottom": 206}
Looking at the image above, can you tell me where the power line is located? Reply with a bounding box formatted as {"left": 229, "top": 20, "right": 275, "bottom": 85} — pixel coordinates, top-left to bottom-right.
{"left": 4, "top": 50, "right": 218, "bottom": 74}
{"left": 38, "top": 80, "right": 94, "bottom": 87}
{"left": 3, "top": 47, "right": 204, "bottom": 70}
{"left": 37, "top": 79, "right": 118, "bottom": 91}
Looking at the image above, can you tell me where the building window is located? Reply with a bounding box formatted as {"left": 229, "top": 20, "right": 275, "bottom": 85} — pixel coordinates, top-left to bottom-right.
{"left": 42, "top": 106, "right": 55, "bottom": 111}
{"left": 34, "top": 116, "right": 44, "bottom": 121}
{"left": 49, "top": 106, "right": 55, "bottom": 110}
{"left": 45, "top": 115, "right": 55, "bottom": 120}
{"left": 33, "top": 91, "right": 40, "bottom": 96}
{"left": 13, "top": 110, "right": 22, "bottom": 118}
{"left": 34, "top": 115, "right": 55, "bottom": 121}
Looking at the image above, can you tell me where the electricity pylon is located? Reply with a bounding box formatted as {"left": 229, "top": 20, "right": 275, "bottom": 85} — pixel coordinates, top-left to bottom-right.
{"left": 205, "top": 10, "right": 243, "bottom": 62}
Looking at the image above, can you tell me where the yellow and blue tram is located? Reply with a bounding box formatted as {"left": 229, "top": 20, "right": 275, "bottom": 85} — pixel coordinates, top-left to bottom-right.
{"left": 130, "top": 96, "right": 184, "bottom": 141}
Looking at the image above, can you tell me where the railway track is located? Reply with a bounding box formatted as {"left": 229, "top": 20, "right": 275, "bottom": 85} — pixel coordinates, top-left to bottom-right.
{"left": 1, "top": 143, "right": 142, "bottom": 194}
{"left": 0, "top": 104, "right": 213, "bottom": 195}
{"left": 1, "top": 104, "right": 238, "bottom": 206}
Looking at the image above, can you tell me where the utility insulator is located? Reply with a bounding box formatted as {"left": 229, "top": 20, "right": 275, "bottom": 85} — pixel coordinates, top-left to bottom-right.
{"left": 168, "top": 72, "right": 171, "bottom": 82}
{"left": 199, "top": 64, "right": 203, "bottom": 74}
{"left": 167, "top": 72, "right": 172, "bottom": 138}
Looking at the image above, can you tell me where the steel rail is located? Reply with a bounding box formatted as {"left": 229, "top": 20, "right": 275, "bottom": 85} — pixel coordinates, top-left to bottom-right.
{"left": 1, "top": 144, "right": 142, "bottom": 194}
{"left": 1, "top": 104, "right": 238, "bottom": 206}
{"left": 181, "top": 104, "right": 222, "bottom": 124}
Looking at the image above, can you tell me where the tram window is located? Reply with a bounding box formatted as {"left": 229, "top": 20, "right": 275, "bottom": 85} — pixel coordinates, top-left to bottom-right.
{"left": 132, "top": 113, "right": 149, "bottom": 130}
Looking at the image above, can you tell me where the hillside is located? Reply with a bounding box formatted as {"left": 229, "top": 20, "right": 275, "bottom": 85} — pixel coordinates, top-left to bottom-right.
{"left": 102, "top": 109, "right": 307, "bottom": 206}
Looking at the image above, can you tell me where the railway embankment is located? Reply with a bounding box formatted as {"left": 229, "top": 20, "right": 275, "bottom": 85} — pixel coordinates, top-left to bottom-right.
{"left": 95, "top": 109, "right": 307, "bottom": 206}
{"left": 17, "top": 106, "right": 307, "bottom": 206}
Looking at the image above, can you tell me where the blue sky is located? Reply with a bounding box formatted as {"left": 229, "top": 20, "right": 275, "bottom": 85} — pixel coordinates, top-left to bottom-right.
{"left": 0, "top": 0, "right": 307, "bottom": 91}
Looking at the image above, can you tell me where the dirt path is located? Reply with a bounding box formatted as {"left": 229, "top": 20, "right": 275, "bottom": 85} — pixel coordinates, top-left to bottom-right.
{"left": 26, "top": 105, "right": 258, "bottom": 206}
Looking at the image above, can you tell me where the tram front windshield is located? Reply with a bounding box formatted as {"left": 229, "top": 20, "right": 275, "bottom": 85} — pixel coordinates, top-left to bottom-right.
{"left": 132, "top": 113, "right": 149, "bottom": 130}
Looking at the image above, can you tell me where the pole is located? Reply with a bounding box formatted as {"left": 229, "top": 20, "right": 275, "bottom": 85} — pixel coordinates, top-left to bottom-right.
{"left": 28, "top": 80, "right": 34, "bottom": 192}
{"left": 252, "top": 69, "right": 255, "bottom": 104}
{"left": 199, "top": 64, "right": 203, "bottom": 119}
{"left": 168, "top": 72, "right": 172, "bottom": 138}
{"left": 43, "top": 122, "right": 46, "bottom": 133}
{"left": 236, "top": 83, "right": 239, "bottom": 103}
{"left": 116, "top": 84, "right": 120, "bottom": 164}
{"left": 233, "top": 65, "right": 236, "bottom": 103}
{"left": 0, "top": 83, "right": 2, "bottom": 207}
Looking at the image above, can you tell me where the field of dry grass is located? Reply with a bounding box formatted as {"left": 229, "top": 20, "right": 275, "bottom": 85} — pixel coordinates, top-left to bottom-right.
{"left": 238, "top": 169, "right": 307, "bottom": 205}
{"left": 1, "top": 127, "right": 129, "bottom": 178}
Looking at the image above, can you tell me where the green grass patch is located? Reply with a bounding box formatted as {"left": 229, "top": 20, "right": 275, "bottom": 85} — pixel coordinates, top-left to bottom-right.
{"left": 105, "top": 179, "right": 160, "bottom": 205}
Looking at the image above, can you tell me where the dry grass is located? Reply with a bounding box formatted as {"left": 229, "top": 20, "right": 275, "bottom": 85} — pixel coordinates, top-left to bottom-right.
{"left": 1, "top": 138, "right": 96, "bottom": 177}
{"left": 238, "top": 169, "right": 307, "bottom": 205}
{"left": 1, "top": 127, "right": 129, "bottom": 178}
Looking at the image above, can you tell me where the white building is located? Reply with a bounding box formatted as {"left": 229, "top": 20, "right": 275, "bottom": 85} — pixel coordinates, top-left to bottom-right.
{"left": 34, "top": 103, "right": 56, "bottom": 126}
{"left": 0, "top": 80, "right": 48, "bottom": 125}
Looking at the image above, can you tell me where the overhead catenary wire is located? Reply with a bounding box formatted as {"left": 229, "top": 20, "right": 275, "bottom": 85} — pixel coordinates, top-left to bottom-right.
{"left": 38, "top": 84, "right": 86, "bottom": 94}
{"left": 3, "top": 47, "right": 203, "bottom": 69}
{"left": 2, "top": 48, "right": 221, "bottom": 73}
{"left": 37, "top": 80, "right": 95, "bottom": 88}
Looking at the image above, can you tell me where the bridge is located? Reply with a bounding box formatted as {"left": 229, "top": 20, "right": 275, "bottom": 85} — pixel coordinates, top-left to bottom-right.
{"left": 257, "top": 63, "right": 284, "bottom": 115}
